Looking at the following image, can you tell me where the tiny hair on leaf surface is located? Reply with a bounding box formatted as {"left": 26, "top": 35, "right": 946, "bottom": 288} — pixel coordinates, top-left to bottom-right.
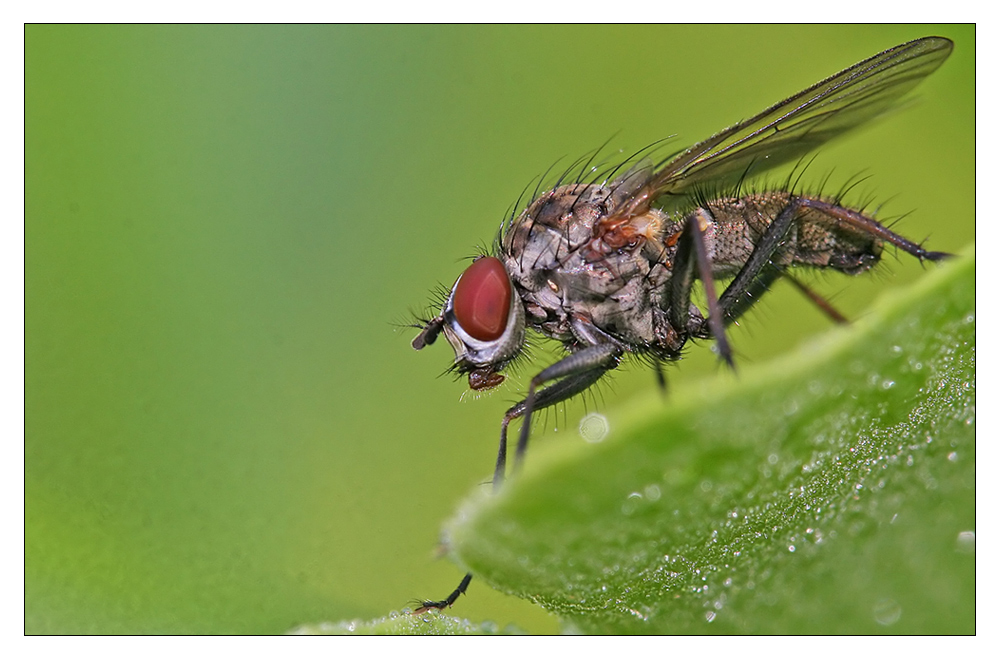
{"left": 445, "top": 248, "right": 974, "bottom": 634}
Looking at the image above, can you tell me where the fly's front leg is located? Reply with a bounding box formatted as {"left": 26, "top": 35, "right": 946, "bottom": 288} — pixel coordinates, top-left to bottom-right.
{"left": 419, "top": 334, "right": 620, "bottom": 614}
{"left": 493, "top": 363, "right": 608, "bottom": 488}
{"left": 496, "top": 333, "right": 622, "bottom": 485}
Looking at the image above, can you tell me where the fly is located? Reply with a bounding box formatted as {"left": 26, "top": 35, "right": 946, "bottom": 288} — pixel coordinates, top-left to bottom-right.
{"left": 409, "top": 36, "right": 953, "bottom": 612}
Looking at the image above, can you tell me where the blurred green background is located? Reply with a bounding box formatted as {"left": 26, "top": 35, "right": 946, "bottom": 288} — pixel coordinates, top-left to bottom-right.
{"left": 26, "top": 25, "right": 974, "bottom": 634}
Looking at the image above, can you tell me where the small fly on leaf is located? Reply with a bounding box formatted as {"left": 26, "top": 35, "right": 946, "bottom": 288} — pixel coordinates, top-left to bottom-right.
{"left": 410, "top": 36, "right": 953, "bottom": 612}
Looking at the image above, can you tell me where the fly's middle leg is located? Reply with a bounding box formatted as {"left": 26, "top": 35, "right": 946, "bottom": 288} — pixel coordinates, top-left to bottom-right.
{"left": 670, "top": 210, "right": 736, "bottom": 368}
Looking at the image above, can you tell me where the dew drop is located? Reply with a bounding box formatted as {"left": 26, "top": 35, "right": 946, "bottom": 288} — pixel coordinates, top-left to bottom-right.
{"left": 873, "top": 598, "right": 902, "bottom": 626}
{"left": 579, "top": 412, "right": 610, "bottom": 443}
{"left": 956, "top": 530, "right": 975, "bottom": 554}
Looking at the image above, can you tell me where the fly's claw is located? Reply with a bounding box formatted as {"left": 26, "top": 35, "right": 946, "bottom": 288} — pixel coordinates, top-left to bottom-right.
{"left": 408, "top": 573, "right": 472, "bottom": 614}
{"left": 409, "top": 598, "right": 447, "bottom": 615}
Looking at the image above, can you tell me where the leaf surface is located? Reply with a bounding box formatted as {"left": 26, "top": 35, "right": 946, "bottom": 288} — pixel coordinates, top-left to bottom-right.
{"left": 449, "top": 250, "right": 975, "bottom": 634}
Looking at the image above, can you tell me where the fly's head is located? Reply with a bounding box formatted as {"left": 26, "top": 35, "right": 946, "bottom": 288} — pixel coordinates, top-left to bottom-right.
{"left": 412, "top": 256, "right": 526, "bottom": 391}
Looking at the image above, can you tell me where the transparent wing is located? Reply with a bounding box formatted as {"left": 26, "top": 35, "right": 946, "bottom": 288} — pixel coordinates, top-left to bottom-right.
{"left": 638, "top": 37, "right": 953, "bottom": 209}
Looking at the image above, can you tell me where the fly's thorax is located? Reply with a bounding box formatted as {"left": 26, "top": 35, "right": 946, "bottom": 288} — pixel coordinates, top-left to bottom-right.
{"left": 502, "top": 183, "right": 611, "bottom": 284}
{"left": 499, "top": 182, "right": 681, "bottom": 349}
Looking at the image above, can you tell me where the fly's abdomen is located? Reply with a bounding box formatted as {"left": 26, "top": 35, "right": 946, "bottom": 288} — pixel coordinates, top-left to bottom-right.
{"left": 699, "top": 192, "right": 886, "bottom": 277}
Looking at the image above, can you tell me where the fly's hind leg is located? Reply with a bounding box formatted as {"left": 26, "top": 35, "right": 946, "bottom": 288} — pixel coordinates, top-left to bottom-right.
{"left": 783, "top": 272, "right": 850, "bottom": 325}
{"left": 795, "top": 197, "right": 950, "bottom": 264}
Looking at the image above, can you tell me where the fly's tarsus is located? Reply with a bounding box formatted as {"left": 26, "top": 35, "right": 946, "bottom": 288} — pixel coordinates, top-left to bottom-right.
{"left": 796, "top": 197, "right": 951, "bottom": 264}
{"left": 412, "top": 572, "right": 473, "bottom": 614}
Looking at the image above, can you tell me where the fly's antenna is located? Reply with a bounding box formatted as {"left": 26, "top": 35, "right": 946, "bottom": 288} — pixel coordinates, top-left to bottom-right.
{"left": 411, "top": 315, "right": 445, "bottom": 350}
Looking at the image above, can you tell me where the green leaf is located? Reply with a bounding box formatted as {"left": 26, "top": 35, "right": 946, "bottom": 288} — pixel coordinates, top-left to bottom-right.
{"left": 289, "top": 611, "right": 523, "bottom": 635}
{"left": 447, "top": 249, "right": 975, "bottom": 634}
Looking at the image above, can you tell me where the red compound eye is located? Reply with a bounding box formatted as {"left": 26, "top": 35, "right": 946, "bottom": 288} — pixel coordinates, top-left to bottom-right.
{"left": 453, "top": 257, "right": 512, "bottom": 342}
